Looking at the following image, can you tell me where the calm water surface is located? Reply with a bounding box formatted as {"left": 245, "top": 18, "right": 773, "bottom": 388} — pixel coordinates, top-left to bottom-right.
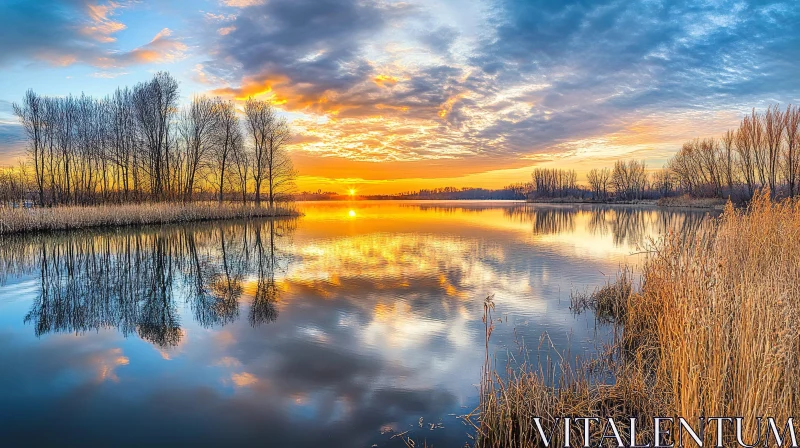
{"left": 0, "top": 201, "right": 713, "bottom": 447}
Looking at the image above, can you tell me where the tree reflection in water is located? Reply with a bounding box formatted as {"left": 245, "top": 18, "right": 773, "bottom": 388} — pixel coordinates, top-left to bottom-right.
{"left": 504, "top": 204, "right": 710, "bottom": 246}
{"left": 1, "top": 205, "right": 710, "bottom": 349}
{"left": 0, "top": 218, "right": 296, "bottom": 347}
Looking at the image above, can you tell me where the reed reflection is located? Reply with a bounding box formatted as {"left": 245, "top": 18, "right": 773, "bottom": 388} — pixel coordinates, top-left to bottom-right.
{"left": 1, "top": 218, "right": 296, "bottom": 347}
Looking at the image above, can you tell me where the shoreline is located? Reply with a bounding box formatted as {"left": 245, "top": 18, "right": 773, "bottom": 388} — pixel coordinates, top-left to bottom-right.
{"left": 473, "top": 193, "right": 797, "bottom": 447}
{"left": 0, "top": 203, "right": 300, "bottom": 236}
{"left": 294, "top": 197, "right": 727, "bottom": 210}
{"left": 527, "top": 196, "right": 727, "bottom": 210}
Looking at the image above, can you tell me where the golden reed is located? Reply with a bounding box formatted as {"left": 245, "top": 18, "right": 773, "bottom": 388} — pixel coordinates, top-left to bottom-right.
{"left": 0, "top": 202, "right": 298, "bottom": 235}
{"left": 470, "top": 190, "right": 800, "bottom": 447}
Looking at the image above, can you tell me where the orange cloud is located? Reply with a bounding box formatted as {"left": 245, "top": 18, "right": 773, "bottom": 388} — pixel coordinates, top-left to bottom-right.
{"left": 94, "top": 28, "right": 187, "bottom": 68}
{"left": 93, "top": 347, "right": 130, "bottom": 383}
{"left": 373, "top": 74, "right": 399, "bottom": 87}
{"left": 211, "top": 74, "right": 334, "bottom": 111}
{"left": 231, "top": 372, "right": 259, "bottom": 387}
{"left": 37, "top": 53, "right": 78, "bottom": 66}
{"left": 438, "top": 93, "right": 465, "bottom": 119}
{"left": 82, "top": 1, "right": 127, "bottom": 43}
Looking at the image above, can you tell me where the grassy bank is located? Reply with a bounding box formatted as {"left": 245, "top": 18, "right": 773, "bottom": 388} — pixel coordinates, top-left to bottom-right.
{"left": 0, "top": 202, "right": 299, "bottom": 235}
{"left": 471, "top": 191, "right": 800, "bottom": 446}
{"left": 526, "top": 197, "right": 659, "bottom": 205}
{"left": 656, "top": 194, "right": 727, "bottom": 209}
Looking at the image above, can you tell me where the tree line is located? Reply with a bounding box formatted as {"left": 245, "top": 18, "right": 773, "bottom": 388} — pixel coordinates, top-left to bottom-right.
{"left": 388, "top": 186, "right": 530, "bottom": 200}
{"left": 530, "top": 162, "right": 655, "bottom": 201}
{"left": 669, "top": 105, "right": 800, "bottom": 199}
{"left": 10, "top": 71, "right": 295, "bottom": 208}
{"left": 529, "top": 105, "right": 800, "bottom": 202}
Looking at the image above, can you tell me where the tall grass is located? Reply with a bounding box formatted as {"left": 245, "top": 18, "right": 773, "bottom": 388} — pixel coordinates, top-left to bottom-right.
{"left": 0, "top": 202, "right": 299, "bottom": 235}
{"left": 640, "top": 190, "right": 800, "bottom": 439}
{"left": 570, "top": 267, "right": 633, "bottom": 324}
{"left": 472, "top": 190, "right": 800, "bottom": 446}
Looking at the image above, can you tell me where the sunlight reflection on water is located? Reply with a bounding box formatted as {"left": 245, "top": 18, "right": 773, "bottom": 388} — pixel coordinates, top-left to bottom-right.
{"left": 0, "top": 201, "right": 715, "bottom": 447}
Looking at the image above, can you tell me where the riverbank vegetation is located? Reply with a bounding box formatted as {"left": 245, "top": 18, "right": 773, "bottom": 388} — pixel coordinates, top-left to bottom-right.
{"left": 470, "top": 190, "right": 800, "bottom": 446}
{"left": 529, "top": 105, "right": 800, "bottom": 205}
{"left": 0, "top": 202, "right": 297, "bottom": 235}
{"left": 9, "top": 71, "right": 295, "bottom": 209}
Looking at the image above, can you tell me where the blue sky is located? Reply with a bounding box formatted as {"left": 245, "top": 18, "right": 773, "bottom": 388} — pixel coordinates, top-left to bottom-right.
{"left": 1, "top": 0, "right": 799, "bottom": 193}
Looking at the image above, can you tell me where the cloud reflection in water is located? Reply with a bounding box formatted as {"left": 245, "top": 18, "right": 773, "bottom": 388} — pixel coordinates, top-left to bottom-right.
{"left": 0, "top": 202, "right": 713, "bottom": 447}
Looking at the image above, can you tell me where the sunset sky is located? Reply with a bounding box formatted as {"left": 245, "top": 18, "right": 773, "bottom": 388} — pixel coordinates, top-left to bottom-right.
{"left": 1, "top": 0, "right": 799, "bottom": 194}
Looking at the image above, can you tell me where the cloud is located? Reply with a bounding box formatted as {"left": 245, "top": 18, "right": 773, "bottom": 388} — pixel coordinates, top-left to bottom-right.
{"left": 200, "top": 0, "right": 800, "bottom": 171}
{"left": 82, "top": 0, "right": 127, "bottom": 43}
{"left": 7, "top": 0, "right": 799, "bottom": 176}
{"left": 0, "top": 0, "right": 185, "bottom": 69}
{"left": 0, "top": 100, "right": 26, "bottom": 162}
{"left": 221, "top": 0, "right": 265, "bottom": 7}
{"left": 94, "top": 28, "right": 187, "bottom": 68}
{"left": 90, "top": 70, "right": 129, "bottom": 78}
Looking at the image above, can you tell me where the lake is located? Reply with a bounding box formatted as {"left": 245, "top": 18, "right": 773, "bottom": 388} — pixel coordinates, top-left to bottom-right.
{"left": 0, "top": 201, "right": 714, "bottom": 447}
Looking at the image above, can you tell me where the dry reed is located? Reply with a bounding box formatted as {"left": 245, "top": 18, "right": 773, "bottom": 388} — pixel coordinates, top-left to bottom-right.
{"left": 473, "top": 190, "right": 800, "bottom": 447}
{"left": 0, "top": 202, "right": 299, "bottom": 235}
{"left": 570, "top": 267, "right": 633, "bottom": 324}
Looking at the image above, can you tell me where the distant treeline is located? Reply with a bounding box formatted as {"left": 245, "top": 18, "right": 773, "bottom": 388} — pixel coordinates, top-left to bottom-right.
{"left": 8, "top": 71, "right": 295, "bottom": 208}
{"left": 290, "top": 186, "right": 529, "bottom": 201}
{"left": 529, "top": 105, "right": 800, "bottom": 203}
{"left": 372, "top": 185, "right": 530, "bottom": 200}
{"left": 527, "top": 161, "right": 654, "bottom": 201}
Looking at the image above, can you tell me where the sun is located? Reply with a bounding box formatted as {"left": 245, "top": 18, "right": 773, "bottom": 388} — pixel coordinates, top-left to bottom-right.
{"left": 348, "top": 188, "right": 356, "bottom": 196}
{"left": 348, "top": 210, "right": 356, "bottom": 217}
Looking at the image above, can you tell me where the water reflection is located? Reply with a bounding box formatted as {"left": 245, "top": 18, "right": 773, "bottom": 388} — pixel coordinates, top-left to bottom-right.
{"left": 1, "top": 219, "right": 295, "bottom": 347}
{"left": 0, "top": 202, "right": 715, "bottom": 447}
{"left": 503, "top": 204, "right": 707, "bottom": 246}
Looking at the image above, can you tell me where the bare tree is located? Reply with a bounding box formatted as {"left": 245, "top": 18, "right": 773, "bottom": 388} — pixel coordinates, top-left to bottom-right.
{"left": 587, "top": 167, "right": 610, "bottom": 201}
{"left": 244, "top": 98, "right": 296, "bottom": 208}
{"left": 132, "top": 72, "right": 179, "bottom": 200}
{"left": 612, "top": 160, "right": 647, "bottom": 200}
{"left": 530, "top": 168, "right": 578, "bottom": 198}
{"left": 12, "top": 89, "right": 46, "bottom": 206}
{"left": 231, "top": 138, "right": 250, "bottom": 204}
{"left": 651, "top": 168, "right": 674, "bottom": 197}
{"left": 697, "top": 138, "right": 722, "bottom": 196}
{"left": 763, "top": 105, "right": 785, "bottom": 195}
{"left": 721, "top": 129, "right": 735, "bottom": 196}
{"left": 265, "top": 116, "right": 294, "bottom": 208}
{"left": 12, "top": 73, "right": 299, "bottom": 207}
{"left": 210, "top": 99, "right": 241, "bottom": 204}
{"left": 747, "top": 109, "right": 767, "bottom": 188}
{"left": 735, "top": 119, "right": 756, "bottom": 197}
{"left": 783, "top": 105, "right": 800, "bottom": 198}
{"left": 244, "top": 98, "right": 273, "bottom": 207}
{"left": 178, "top": 95, "right": 216, "bottom": 202}
{"left": 107, "top": 87, "right": 137, "bottom": 202}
